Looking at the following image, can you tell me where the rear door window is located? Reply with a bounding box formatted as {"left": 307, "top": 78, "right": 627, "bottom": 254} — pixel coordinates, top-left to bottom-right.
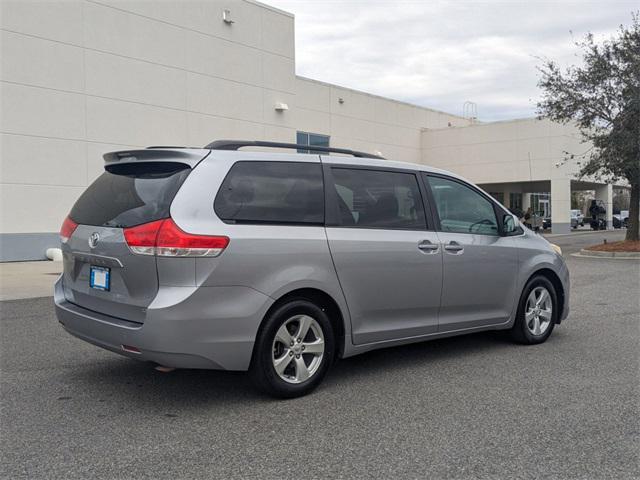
{"left": 328, "top": 168, "right": 427, "bottom": 230}
{"left": 214, "top": 161, "right": 324, "bottom": 224}
{"left": 69, "top": 162, "right": 190, "bottom": 227}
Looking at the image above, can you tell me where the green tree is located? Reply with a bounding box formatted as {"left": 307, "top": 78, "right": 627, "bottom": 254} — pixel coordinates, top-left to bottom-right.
{"left": 537, "top": 13, "right": 639, "bottom": 241}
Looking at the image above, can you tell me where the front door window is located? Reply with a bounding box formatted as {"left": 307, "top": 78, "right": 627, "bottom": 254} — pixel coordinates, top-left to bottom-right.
{"left": 427, "top": 176, "right": 498, "bottom": 235}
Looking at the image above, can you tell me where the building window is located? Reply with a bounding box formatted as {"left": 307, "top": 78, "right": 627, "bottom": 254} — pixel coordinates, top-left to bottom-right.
{"left": 489, "top": 192, "right": 504, "bottom": 205}
{"left": 509, "top": 192, "right": 523, "bottom": 211}
{"left": 297, "top": 131, "right": 330, "bottom": 154}
{"left": 531, "top": 193, "right": 551, "bottom": 217}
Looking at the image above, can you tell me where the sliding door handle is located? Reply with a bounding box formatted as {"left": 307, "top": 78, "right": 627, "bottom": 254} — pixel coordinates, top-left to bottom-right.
{"left": 418, "top": 240, "right": 439, "bottom": 253}
{"left": 444, "top": 241, "right": 464, "bottom": 253}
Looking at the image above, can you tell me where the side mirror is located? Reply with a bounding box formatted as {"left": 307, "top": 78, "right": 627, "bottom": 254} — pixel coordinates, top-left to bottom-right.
{"left": 502, "top": 214, "right": 518, "bottom": 235}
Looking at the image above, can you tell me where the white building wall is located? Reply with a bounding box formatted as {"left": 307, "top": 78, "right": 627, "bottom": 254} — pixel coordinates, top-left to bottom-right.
{"left": 422, "top": 118, "right": 586, "bottom": 233}
{"left": 1, "top": 0, "right": 299, "bottom": 258}
{"left": 1, "top": 0, "right": 472, "bottom": 260}
{"left": 421, "top": 117, "right": 584, "bottom": 184}
{"left": 420, "top": 117, "right": 626, "bottom": 233}
{"left": 295, "top": 77, "right": 466, "bottom": 165}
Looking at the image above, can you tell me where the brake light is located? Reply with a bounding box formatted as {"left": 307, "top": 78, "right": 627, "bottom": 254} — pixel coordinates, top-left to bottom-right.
{"left": 60, "top": 216, "right": 78, "bottom": 243}
{"left": 123, "top": 219, "right": 164, "bottom": 256}
{"left": 124, "top": 218, "right": 229, "bottom": 257}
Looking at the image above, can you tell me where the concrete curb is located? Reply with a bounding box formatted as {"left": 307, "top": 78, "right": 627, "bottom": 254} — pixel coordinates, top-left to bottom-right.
{"left": 576, "top": 249, "right": 640, "bottom": 259}
{"left": 543, "top": 229, "right": 623, "bottom": 238}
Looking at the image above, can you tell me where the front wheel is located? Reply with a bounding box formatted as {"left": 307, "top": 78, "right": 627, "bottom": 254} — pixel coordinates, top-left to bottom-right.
{"left": 250, "top": 299, "right": 334, "bottom": 398}
{"left": 510, "top": 276, "right": 557, "bottom": 344}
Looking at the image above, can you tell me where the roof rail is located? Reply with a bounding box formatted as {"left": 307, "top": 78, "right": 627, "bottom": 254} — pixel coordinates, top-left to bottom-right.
{"left": 147, "top": 145, "right": 200, "bottom": 149}
{"left": 204, "top": 140, "right": 385, "bottom": 159}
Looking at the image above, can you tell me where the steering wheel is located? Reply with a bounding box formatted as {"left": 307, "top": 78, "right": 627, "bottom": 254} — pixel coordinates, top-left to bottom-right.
{"left": 468, "top": 218, "right": 494, "bottom": 233}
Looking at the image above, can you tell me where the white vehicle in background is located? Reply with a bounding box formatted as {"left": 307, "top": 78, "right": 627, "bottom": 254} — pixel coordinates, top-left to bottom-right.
{"left": 570, "top": 210, "right": 584, "bottom": 228}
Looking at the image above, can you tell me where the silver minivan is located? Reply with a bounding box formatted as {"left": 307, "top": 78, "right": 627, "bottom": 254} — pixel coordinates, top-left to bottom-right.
{"left": 54, "top": 140, "right": 569, "bottom": 397}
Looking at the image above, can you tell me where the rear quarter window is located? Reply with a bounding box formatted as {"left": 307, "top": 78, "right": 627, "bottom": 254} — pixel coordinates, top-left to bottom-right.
{"left": 214, "top": 161, "right": 324, "bottom": 225}
{"left": 69, "top": 162, "right": 190, "bottom": 227}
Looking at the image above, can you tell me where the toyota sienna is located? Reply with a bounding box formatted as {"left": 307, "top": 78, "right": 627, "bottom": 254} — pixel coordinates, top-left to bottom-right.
{"left": 54, "top": 140, "right": 569, "bottom": 398}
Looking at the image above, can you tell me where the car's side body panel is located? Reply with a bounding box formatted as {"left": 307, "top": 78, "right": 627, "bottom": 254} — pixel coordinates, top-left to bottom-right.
{"left": 326, "top": 227, "right": 443, "bottom": 344}
{"left": 512, "top": 229, "right": 570, "bottom": 321}
{"left": 340, "top": 228, "right": 569, "bottom": 359}
{"left": 436, "top": 232, "right": 519, "bottom": 331}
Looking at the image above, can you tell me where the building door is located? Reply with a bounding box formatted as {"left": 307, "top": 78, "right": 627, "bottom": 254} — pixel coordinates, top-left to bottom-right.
{"left": 539, "top": 199, "right": 550, "bottom": 218}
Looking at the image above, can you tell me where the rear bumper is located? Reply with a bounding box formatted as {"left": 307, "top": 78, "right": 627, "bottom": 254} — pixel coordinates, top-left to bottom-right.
{"left": 54, "top": 277, "right": 272, "bottom": 371}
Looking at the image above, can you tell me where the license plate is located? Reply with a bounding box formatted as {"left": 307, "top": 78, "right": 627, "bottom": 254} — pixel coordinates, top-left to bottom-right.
{"left": 90, "top": 266, "right": 110, "bottom": 291}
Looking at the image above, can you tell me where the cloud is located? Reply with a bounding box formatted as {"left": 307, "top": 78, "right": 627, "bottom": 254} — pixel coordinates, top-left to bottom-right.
{"left": 268, "top": 0, "right": 637, "bottom": 121}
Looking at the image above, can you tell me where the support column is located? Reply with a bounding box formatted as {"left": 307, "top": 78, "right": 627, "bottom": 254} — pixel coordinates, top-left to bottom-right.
{"left": 595, "top": 183, "right": 613, "bottom": 229}
{"left": 551, "top": 178, "right": 571, "bottom": 234}
{"left": 523, "top": 193, "right": 531, "bottom": 211}
{"left": 502, "top": 187, "right": 512, "bottom": 209}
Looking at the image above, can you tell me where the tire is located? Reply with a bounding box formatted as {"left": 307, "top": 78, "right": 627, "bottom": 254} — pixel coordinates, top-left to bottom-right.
{"left": 250, "top": 299, "right": 335, "bottom": 398}
{"left": 510, "top": 275, "right": 557, "bottom": 344}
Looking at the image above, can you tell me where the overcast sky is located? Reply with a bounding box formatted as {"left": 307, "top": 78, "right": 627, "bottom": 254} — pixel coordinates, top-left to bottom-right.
{"left": 268, "top": 0, "right": 637, "bottom": 121}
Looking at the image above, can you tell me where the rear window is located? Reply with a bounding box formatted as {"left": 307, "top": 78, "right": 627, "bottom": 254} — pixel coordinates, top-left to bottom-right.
{"left": 69, "top": 162, "right": 190, "bottom": 227}
{"left": 214, "top": 161, "right": 324, "bottom": 224}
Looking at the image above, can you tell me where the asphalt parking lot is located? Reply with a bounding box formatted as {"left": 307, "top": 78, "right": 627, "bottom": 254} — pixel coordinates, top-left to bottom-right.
{"left": 1, "top": 231, "right": 638, "bottom": 479}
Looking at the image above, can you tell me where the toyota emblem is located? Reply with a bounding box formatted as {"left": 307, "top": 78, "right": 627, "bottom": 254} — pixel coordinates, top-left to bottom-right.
{"left": 88, "top": 232, "right": 100, "bottom": 249}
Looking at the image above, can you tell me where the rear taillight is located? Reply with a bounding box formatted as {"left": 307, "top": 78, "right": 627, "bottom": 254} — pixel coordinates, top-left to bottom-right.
{"left": 123, "top": 219, "right": 164, "bottom": 256}
{"left": 60, "top": 216, "right": 78, "bottom": 243}
{"left": 124, "top": 218, "right": 229, "bottom": 257}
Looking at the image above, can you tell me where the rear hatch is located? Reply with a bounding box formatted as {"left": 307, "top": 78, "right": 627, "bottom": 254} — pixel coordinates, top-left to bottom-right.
{"left": 60, "top": 149, "right": 207, "bottom": 323}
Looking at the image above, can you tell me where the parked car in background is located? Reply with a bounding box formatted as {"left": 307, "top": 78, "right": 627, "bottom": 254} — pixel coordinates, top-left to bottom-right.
{"left": 613, "top": 215, "right": 622, "bottom": 229}
{"left": 54, "top": 140, "right": 570, "bottom": 398}
{"left": 570, "top": 209, "right": 584, "bottom": 228}
{"left": 613, "top": 210, "right": 629, "bottom": 229}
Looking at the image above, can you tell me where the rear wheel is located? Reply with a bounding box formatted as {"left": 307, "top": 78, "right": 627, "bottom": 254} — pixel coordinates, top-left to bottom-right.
{"left": 510, "top": 276, "right": 556, "bottom": 344}
{"left": 250, "top": 299, "right": 334, "bottom": 398}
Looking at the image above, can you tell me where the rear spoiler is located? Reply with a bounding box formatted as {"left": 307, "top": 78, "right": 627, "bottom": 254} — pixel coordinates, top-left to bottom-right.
{"left": 103, "top": 148, "right": 210, "bottom": 168}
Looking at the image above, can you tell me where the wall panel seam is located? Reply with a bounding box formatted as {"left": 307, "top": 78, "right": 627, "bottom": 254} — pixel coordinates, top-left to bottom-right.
{"left": 0, "top": 28, "right": 293, "bottom": 96}
{"left": 295, "top": 106, "right": 425, "bottom": 133}
{"left": 85, "top": 0, "right": 294, "bottom": 60}
{"left": 0, "top": 81, "right": 296, "bottom": 134}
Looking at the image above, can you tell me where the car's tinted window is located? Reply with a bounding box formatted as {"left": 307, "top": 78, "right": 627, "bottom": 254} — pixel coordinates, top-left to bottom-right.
{"left": 69, "top": 162, "right": 190, "bottom": 227}
{"left": 214, "top": 161, "right": 324, "bottom": 224}
{"left": 330, "top": 168, "right": 426, "bottom": 230}
{"left": 426, "top": 175, "right": 498, "bottom": 235}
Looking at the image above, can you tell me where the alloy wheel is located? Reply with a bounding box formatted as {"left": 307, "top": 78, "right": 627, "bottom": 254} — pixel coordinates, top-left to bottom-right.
{"left": 272, "top": 314, "right": 325, "bottom": 384}
{"left": 525, "top": 286, "right": 553, "bottom": 336}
